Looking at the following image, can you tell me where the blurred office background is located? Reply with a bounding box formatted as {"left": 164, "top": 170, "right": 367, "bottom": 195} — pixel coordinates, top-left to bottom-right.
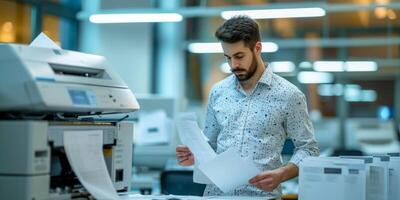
{"left": 1, "top": 0, "right": 400, "bottom": 196}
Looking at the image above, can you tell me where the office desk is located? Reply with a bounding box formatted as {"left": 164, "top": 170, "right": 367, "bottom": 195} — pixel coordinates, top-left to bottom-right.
{"left": 120, "top": 194, "right": 275, "bottom": 200}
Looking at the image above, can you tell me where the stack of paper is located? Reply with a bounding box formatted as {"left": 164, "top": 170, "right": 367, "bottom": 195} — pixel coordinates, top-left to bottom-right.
{"left": 299, "top": 157, "right": 367, "bottom": 200}
{"left": 341, "top": 156, "right": 389, "bottom": 200}
{"left": 387, "top": 154, "right": 400, "bottom": 200}
{"left": 299, "top": 154, "right": 400, "bottom": 200}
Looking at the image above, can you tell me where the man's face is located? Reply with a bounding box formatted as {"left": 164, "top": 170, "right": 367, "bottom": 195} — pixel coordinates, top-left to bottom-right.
{"left": 222, "top": 41, "right": 258, "bottom": 82}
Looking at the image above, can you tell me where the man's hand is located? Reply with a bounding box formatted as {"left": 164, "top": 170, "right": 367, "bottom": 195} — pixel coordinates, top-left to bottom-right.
{"left": 249, "top": 163, "right": 298, "bottom": 192}
{"left": 176, "top": 145, "right": 194, "bottom": 166}
{"left": 249, "top": 168, "right": 284, "bottom": 192}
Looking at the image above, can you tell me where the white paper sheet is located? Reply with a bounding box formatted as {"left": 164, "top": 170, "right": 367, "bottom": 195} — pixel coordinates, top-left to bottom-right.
{"left": 63, "top": 130, "right": 120, "bottom": 200}
{"left": 198, "top": 148, "right": 260, "bottom": 193}
{"left": 299, "top": 157, "right": 367, "bottom": 200}
{"left": 176, "top": 112, "right": 216, "bottom": 184}
{"left": 30, "top": 32, "right": 61, "bottom": 50}
{"left": 369, "top": 157, "right": 389, "bottom": 200}
{"left": 388, "top": 157, "right": 400, "bottom": 200}
{"left": 119, "top": 194, "right": 270, "bottom": 200}
{"left": 176, "top": 112, "right": 216, "bottom": 164}
{"left": 193, "top": 165, "right": 212, "bottom": 184}
{"left": 135, "top": 110, "right": 169, "bottom": 145}
{"left": 176, "top": 112, "right": 260, "bottom": 188}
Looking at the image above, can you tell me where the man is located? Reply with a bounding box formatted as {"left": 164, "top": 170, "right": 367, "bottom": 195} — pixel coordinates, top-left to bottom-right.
{"left": 176, "top": 15, "right": 319, "bottom": 198}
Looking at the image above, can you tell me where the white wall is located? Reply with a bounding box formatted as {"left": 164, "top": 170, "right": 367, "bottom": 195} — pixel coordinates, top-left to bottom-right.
{"left": 79, "top": 0, "right": 152, "bottom": 94}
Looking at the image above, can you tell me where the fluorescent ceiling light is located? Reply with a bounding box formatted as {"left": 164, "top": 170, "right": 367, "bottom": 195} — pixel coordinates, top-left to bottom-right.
{"left": 221, "top": 7, "right": 326, "bottom": 20}
{"left": 270, "top": 61, "right": 295, "bottom": 73}
{"left": 188, "top": 42, "right": 278, "bottom": 53}
{"left": 313, "top": 61, "right": 344, "bottom": 72}
{"left": 220, "top": 62, "right": 232, "bottom": 74}
{"left": 318, "top": 84, "right": 377, "bottom": 102}
{"left": 312, "top": 61, "right": 378, "bottom": 72}
{"left": 345, "top": 88, "right": 377, "bottom": 102}
{"left": 89, "top": 13, "right": 183, "bottom": 23}
{"left": 361, "top": 90, "right": 377, "bottom": 102}
{"left": 346, "top": 84, "right": 361, "bottom": 90}
{"left": 318, "top": 84, "right": 332, "bottom": 96}
{"left": 188, "top": 43, "right": 222, "bottom": 53}
{"left": 297, "top": 71, "right": 333, "bottom": 84}
{"left": 262, "top": 42, "right": 279, "bottom": 52}
{"left": 299, "top": 61, "right": 312, "bottom": 69}
{"left": 344, "top": 87, "right": 360, "bottom": 101}
{"left": 345, "top": 61, "right": 378, "bottom": 72}
{"left": 318, "top": 84, "right": 343, "bottom": 96}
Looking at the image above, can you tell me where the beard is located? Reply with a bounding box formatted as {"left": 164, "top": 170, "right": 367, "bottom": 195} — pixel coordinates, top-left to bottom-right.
{"left": 232, "top": 52, "right": 258, "bottom": 82}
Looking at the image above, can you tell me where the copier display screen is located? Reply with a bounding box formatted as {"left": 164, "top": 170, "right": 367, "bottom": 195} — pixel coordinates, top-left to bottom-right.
{"left": 68, "top": 89, "right": 91, "bottom": 105}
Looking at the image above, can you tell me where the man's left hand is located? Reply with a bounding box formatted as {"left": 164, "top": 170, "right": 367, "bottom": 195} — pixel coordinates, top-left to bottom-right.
{"left": 249, "top": 168, "right": 284, "bottom": 192}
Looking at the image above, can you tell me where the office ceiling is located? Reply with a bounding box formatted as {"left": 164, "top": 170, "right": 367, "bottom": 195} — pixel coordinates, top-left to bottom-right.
{"left": 182, "top": 0, "right": 400, "bottom": 75}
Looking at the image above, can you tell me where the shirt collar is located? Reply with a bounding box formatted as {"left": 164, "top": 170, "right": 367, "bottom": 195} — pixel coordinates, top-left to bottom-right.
{"left": 258, "top": 63, "right": 273, "bottom": 86}
{"left": 233, "top": 63, "right": 273, "bottom": 91}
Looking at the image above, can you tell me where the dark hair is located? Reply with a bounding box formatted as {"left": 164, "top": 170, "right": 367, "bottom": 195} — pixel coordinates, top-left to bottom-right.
{"left": 215, "top": 15, "right": 261, "bottom": 49}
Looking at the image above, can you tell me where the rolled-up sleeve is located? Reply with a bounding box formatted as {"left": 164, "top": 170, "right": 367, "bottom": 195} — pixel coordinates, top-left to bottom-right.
{"left": 284, "top": 91, "right": 319, "bottom": 167}
{"left": 203, "top": 87, "right": 220, "bottom": 151}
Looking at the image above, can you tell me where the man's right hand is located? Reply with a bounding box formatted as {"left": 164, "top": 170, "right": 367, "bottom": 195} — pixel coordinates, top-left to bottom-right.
{"left": 176, "top": 145, "right": 194, "bottom": 166}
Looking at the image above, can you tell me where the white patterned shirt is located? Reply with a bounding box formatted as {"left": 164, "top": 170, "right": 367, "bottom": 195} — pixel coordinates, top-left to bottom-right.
{"left": 202, "top": 66, "right": 319, "bottom": 197}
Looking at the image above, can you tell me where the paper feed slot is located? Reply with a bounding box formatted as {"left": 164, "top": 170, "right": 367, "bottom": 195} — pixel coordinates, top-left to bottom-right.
{"left": 50, "top": 63, "right": 111, "bottom": 80}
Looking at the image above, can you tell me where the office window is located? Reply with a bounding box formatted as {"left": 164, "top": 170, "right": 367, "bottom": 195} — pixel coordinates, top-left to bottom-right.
{"left": 43, "top": 14, "right": 61, "bottom": 46}
{"left": 0, "top": 0, "right": 31, "bottom": 44}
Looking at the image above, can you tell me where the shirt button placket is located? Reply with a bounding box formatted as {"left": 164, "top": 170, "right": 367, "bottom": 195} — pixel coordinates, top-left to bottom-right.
{"left": 239, "top": 96, "right": 251, "bottom": 154}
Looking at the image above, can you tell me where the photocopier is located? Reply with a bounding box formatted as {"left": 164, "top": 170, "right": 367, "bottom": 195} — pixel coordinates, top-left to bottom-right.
{"left": 0, "top": 43, "right": 140, "bottom": 199}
